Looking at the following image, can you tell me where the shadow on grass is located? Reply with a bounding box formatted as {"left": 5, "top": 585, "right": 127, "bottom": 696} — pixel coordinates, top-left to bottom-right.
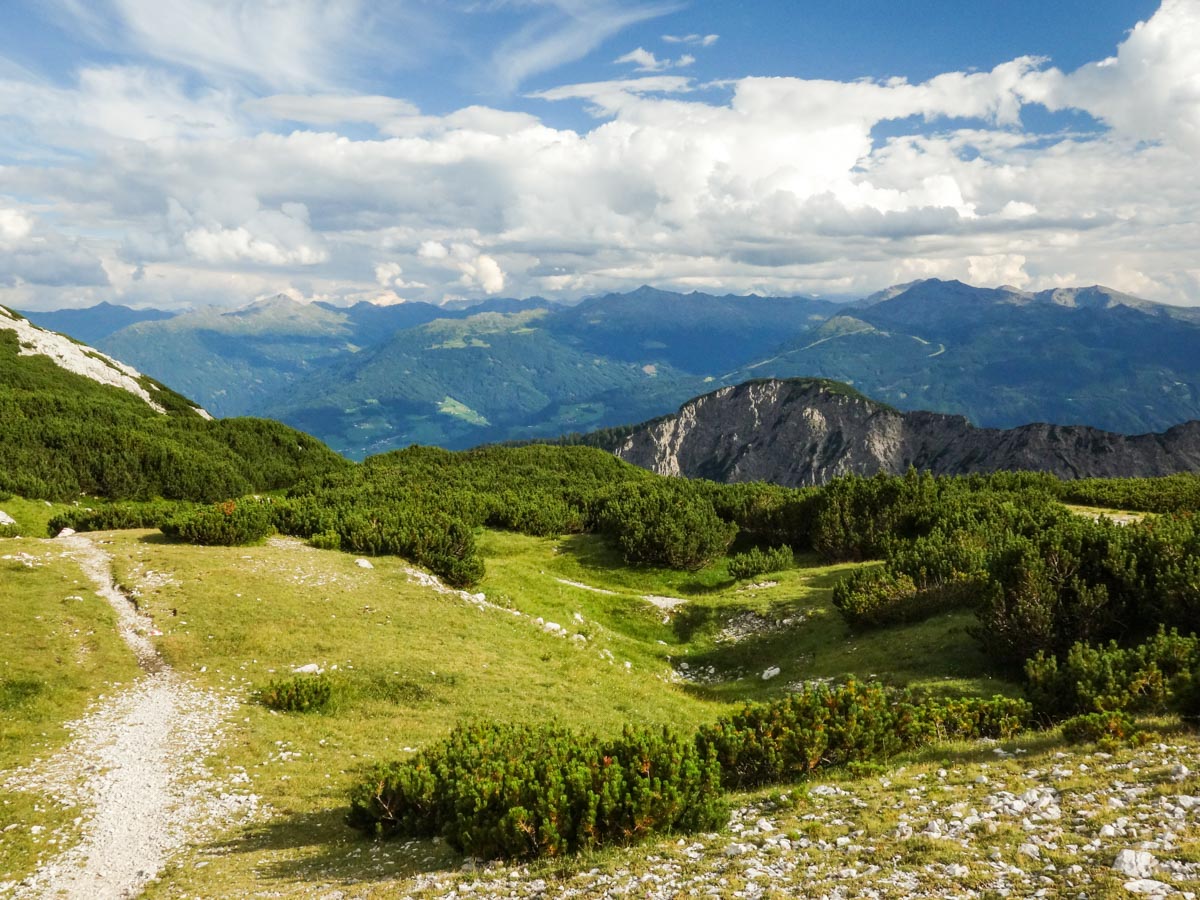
{"left": 200, "top": 807, "right": 458, "bottom": 887}
{"left": 554, "top": 534, "right": 729, "bottom": 596}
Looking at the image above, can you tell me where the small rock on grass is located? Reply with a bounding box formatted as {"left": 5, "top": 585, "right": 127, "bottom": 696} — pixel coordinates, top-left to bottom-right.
{"left": 1112, "top": 849, "right": 1157, "bottom": 879}
{"left": 1123, "top": 879, "right": 1172, "bottom": 896}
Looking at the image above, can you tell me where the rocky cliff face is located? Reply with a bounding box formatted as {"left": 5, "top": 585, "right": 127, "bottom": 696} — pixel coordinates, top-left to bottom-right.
{"left": 613, "top": 379, "right": 1200, "bottom": 486}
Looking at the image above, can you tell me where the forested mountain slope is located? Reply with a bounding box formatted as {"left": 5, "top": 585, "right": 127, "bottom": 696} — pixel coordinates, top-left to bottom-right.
{"left": 0, "top": 305, "right": 348, "bottom": 500}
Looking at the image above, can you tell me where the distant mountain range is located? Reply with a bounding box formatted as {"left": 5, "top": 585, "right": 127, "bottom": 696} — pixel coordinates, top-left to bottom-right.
{"left": 20, "top": 280, "right": 1200, "bottom": 458}
{"left": 607, "top": 378, "right": 1200, "bottom": 486}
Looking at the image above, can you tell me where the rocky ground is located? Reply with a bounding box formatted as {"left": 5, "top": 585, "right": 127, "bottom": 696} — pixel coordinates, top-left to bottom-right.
{"left": 357, "top": 741, "right": 1200, "bottom": 900}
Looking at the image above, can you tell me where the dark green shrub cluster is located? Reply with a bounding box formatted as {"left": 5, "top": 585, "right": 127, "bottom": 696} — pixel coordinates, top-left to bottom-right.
{"left": 596, "top": 482, "right": 737, "bottom": 570}
{"left": 695, "top": 680, "right": 903, "bottom": 789}
{"left": 161, "top": 499, "right": 273, "bottom": 546}
{"left": 832, "top": 569, "right": 918, "bottom": 628}
{"left": 0, "top": 524, "right": 19, "bottom": 539}
{"left": 47, "top": 500, "right": 186, "bottom": 535}
{"left": 1023, "top": 628, "right": 1200, "bottom": 719}
{"left": 309, "top": 529, "right": 341, "bottom": 550}
{"left": 694, "top": 681, "right": 1031, "bottom": 790}
{"left": 727, "top": 545, "right": 793, "bottom": 580}
{"left": 1063, "top": 474, "right": 1200, "bottom": 514}
{"left": 258, "top": 674, "right": 334, "bottom": 712}
{"left": 833, "top": 568, "right": 982, "bottom": 629}
{"left": 1060, "top": 711, "right": 1139, "bottom": 746}
{"left": 347, "top": 722, "right": 725, "bottom": 859}
{"left": 976, "top": 514, "right": 1200, "bottom": 667}
{"left": 902, "top": 695, "right": 1031, "bottom": 744}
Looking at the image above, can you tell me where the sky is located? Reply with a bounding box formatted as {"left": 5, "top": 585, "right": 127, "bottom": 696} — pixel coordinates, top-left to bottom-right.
{"left": 2, "top": 0, "right": 1198, "bottom": 310}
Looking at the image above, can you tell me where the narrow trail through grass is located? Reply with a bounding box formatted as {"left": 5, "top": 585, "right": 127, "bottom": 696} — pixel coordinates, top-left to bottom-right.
{"left": 3, "top": 535, "right": 253, "bottom": 900}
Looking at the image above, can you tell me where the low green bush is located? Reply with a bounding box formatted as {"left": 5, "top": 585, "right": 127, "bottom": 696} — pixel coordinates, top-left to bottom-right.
{"left": 695, "top": 680, "right": 903, "bottom": 789}
{"left": 1023, "top": 628, "right": 1200, "bottom": 719}
{"left": 695, "top": 682, "right": 1031, "bottom": 790}
{"left": 727, "top": 545, "right": 793, "bottom": 580}
{"left": 833, "top": 569, "right": 982, "bottom": 629}
{"left": 257, "top": 674, "right": 334, "bottom": 713}
{"left": 900, "top": 695, "right": 1031, "bottom": 745}
{"left": 309, "top": 529, "right": 341, "bottom": 550}
{"left": 161, "top": 499, "right": 273, "bottom": 546}
{"left": 47, "top": 500, "right": 187, "bottom": 535}
{"left": 832, "top": 569, "right": 918, "bottom": 628}
{"left": 347, "top": 722, "right": 725, "bottom": 859}
{"left": 0, "top": 524, "right": 19, "bottom": 539}
{"left": 1060, "top": 711, "right": 1138, "bottom": 746}
{"left": 596, "top": 483, "right": 737, "bottom": 571}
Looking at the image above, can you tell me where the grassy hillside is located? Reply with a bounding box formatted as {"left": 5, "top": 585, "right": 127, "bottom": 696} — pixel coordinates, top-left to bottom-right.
{"left": 55, "top": 523, "right": 994, "bottom": 897}
{"left": 5, "top": 516, "right": 1196, "bottom": 897}
{"left": 0, "top": 323, "right": 349, "bottom": 501}
{"left": 7, "top": 444, "right": 1200, "bottom": 895}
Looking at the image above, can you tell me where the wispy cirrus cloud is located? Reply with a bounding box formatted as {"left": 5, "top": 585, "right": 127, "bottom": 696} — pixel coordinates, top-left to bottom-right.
{"left": 38, "top": 0, "right": 434, "bottom": 90}
{"left": 487, "top": 0, "right": 682, "bottom": 92}
{"left": 663, "top": 32, "right": 718, "bottom": 47}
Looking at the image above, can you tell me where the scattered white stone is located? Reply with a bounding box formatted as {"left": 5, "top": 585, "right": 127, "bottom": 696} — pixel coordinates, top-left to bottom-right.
{"left": 354, "top": 558, "right": 374, "bottom": 569}
{"left": 292, "top": 663, "right": 322, "bottom": 675}
{"left": 0, "top": 510, "right": 16, "bottom": 526}
{"left": 762, "top": 666, "right": 781, "bottom": 681}
{"left": 1123, "top": 879, "right": 1172, "bottom": 896}
{"left": 642, "top": 594, "right": 688, "bottom": 611}
{"left": 57, "top": 527, "right": 77, "bottom": 538}
{"left": 1113, "top": 849, "right": 1157, "bottom": 879}
{"left": 1018, "top": 843, "right": 1041, "bottom": 860}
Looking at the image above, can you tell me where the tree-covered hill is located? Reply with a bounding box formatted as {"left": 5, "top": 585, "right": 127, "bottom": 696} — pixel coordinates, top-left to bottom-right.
{"left": 0, "top": 307, "right": 349, "bottom": 501}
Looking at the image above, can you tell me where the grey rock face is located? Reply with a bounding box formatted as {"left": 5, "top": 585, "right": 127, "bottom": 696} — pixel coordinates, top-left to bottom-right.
{"left": 614, "top": 380, "right": 1200, "bottom": 486}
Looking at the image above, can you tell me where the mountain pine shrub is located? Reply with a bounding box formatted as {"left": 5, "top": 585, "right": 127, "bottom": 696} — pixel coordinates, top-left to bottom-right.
{"left": 696, "top": 681, "right": 1030, "bottom": 790}
{"left": 48, "top": 500, "right": 186, "bottom": 535}
{"left": 727, "top": 545, "right": 793, "bottom": 580}
{"left": 1023, "top": 627, "right": 1200, "bottom": 719}
{"left": 347, "top": 722, "right": 725, "bottom": 859}
{"left": 258, "top": 674, "right": 334, "bottom": 713}
{"left": 161, "top": 499, "right": 273, "bottom": 546}
{"left": 1060, "top": 711, "right": 1141, "bottom": 748}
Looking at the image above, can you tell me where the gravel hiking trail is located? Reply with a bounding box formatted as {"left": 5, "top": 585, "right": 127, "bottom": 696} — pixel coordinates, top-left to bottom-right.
{"left": 4, "top": 535, "right": 255, "bottom": 900}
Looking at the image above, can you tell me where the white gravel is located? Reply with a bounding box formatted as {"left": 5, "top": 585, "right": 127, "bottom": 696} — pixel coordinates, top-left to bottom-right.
{"left": 2, "top": 536, "right": 257, "bottom": 899}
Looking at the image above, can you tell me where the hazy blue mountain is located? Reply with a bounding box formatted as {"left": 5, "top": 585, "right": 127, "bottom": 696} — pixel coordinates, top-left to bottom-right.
{"left": 39, "top": 280, "right": 1200, "bottom": 458}
{"left": 95, "top": 295, "right": 558, "bottom": 418}
{"left": 22, "top": 301, "right": 176, "bottom": 344}
{"left": 540, "top": 285, "right": 836, "bottom": 373}
{"left": 262, "top": 308, "right": 705, "bottom": 457}
{"left": 723, "top": 280, "right": 1200, "bottom": 434}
